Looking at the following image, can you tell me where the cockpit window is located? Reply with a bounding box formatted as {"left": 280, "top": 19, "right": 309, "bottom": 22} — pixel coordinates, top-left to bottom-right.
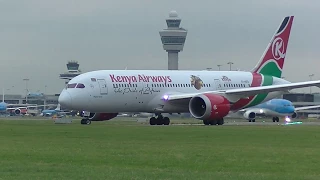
{"left": 76, "top": 83, "right": 85, "bottom": 88}
{"left": 67, "top": 83, "right": 77, "bottom": 88}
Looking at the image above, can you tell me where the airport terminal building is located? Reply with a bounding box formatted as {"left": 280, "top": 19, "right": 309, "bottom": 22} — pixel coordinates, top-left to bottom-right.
{"left": 282, "top": 93, "right": 320, "bottom": 117}
{"left": 1, "top": 94, "right": 59, "bottom": 110}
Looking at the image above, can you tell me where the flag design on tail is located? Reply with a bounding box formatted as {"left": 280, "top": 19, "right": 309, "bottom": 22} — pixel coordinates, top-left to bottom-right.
{"left": 251, "top": 16, "right": 294, "bottom": 78}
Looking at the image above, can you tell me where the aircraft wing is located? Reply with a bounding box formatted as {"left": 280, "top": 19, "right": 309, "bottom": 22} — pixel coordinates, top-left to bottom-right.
{"left": 7, "top": 106, "right": 28, "bottom": 110}
{"left": 167, "top": 80, "right": 320, "bottom": 102}
{"left": 234, "top": 108, "right": 265, "bottom": 115}
{"left": 223, "top": 80, "right": 320, "bottom": 97}
{"left": 295, "top": 105, "right": 320, "bottom": 111}
{"left": 6, "top": 104, "right": 56, "bottom": 110}
{"left": 237, "top": 108, "right": 249, "bottom": 112}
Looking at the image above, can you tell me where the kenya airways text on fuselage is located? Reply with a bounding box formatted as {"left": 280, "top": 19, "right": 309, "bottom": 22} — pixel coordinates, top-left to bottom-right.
{"left": 74, "top": 70, "right": 284, "bottom": 112}
{"left": 109, "top": 74, "right": 172, "bottom": 84}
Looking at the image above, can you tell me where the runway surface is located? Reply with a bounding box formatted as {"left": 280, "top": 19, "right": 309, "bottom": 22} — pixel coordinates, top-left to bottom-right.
{"left": 171, "top": 121, "right": 320, "bottom": 126}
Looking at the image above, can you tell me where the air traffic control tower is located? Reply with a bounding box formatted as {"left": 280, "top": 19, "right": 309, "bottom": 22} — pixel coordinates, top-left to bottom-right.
{"left": 59, "top": 61, "right": 81, "bottom": 85}
{"left": 159, "top": 10, "right": 188, "bottom": 70}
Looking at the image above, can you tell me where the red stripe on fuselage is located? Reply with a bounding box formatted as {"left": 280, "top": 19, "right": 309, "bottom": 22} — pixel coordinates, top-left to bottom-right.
{"left": 230, "top": 73, "right": 262, "bottom": 111}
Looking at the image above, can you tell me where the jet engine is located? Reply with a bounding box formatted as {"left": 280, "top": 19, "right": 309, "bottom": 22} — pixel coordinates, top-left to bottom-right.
{"left": 291, "top": 112, "right": 297, "bottom": 118}
{"left": 243, "top": 111, "right": 256, "bottom": 120}
{"left": 88, "top": 113, "right": 118, "bottom": 121}
{"left": 189, "top": 94, "right": 230, "bottom": 120}
{"left": 14, "top": 108, "right": 21, "bottom": 115}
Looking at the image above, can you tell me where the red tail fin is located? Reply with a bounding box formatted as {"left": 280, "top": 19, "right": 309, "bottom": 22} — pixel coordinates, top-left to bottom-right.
{"left": 251, "top": 16, "right": 294, "bottom": 78}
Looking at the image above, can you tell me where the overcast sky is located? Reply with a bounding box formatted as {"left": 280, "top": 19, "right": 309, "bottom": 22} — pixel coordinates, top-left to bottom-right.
{"left": 1, "top": 0, "right": 319, "bottom": 95}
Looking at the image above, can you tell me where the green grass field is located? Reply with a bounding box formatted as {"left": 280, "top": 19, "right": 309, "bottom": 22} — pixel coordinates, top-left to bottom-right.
{"left": 0, "top": 117, "right": 320, "bottom": 180}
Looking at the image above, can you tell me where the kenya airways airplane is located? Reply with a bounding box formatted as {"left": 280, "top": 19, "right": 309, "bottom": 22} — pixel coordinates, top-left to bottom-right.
{"left": 59, "top": 16, "right": 320, "bottom": 125}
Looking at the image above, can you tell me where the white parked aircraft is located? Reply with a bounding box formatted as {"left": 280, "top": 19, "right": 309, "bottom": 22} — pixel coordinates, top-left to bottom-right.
{"left": 0, "top": 89, "right": 50, "bottom": 115}
{"left": 59, "top": 16, "right": 320, "bottom": 125}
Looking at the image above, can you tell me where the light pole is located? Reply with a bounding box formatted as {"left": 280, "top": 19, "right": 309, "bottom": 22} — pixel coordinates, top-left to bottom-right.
{"left": 23, "top": 78, "right": 29, "bottom": 104}
{"left": 2, "top": 88, "right": 4, "bottom": 102}
{"left": 227, "top": 62, "right": 234, "bottom": 71}
{"left": 44, "top": 85, "right": 47, "bottom": 95}
{"left": 44, "top": 85, "right": 47, "bottom": 109}
{"left": 309, "top": 74, "right": 314, "bottom": 94}
{"left": 217, "top": 64, "right": 222, "bottom": 71}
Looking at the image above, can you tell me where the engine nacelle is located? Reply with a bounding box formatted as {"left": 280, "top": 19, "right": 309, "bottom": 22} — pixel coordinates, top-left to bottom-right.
{"left": 88, "top": 113, "right": 118, "bottom": 121}
{"left": 291, "top": 112, "right": 297, "bottom": 118}
{"left": 189, "top": 94, "right": 230, "bottom": 120}
{"left": 14, "top": 108, "right": 21, "bottom": 115}
{"left": 243, "top": 111, "right": 256, "bottom": 120}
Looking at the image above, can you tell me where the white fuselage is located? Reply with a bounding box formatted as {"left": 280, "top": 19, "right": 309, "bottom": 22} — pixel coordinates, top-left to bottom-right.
{"left": 59, "top": 70, "right": 289, "bottom": 113}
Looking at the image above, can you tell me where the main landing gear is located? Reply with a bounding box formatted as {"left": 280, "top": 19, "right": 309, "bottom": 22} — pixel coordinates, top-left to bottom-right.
{"left": 248, "top": 119, "right": 256, "bottom": 122}
{"left": 149, "top": 114, "right": 170, "bottom": 125}
{"left": 203, "top": 119, "right": 224, "bottom": 125}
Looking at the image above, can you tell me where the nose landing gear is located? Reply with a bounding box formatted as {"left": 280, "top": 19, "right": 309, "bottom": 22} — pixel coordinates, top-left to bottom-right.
{"left": 81, "top": 111, "right": 91, "bottom": 125}
{"left": 81, "top": 119, "right": 91, "bottom": 125}
{"left": 272, "top": 117, "right": 280, "bottom": 122}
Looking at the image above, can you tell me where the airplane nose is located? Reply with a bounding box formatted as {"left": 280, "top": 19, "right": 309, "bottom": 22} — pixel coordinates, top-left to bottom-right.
{"left": 58, "top": 91, "right": 72, "bottom": 109}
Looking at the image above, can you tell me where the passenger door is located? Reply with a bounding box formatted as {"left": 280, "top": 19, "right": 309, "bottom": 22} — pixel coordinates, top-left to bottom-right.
{"left": 97, "top": 79, "right": 108, "bottom": 95}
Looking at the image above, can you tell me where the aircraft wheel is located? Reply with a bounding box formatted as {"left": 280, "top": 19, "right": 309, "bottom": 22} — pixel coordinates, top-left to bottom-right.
{"left": 210, "top": 120, "right": 218, "bottom": 125}
{"left": 217, "top": 119, "right": 224, "bottom": 125}
{"left": 150, "top": 117, "right": 156, "bottom": 125}
{"left": 81, "top": 119, "right": 91, "bottom": 125}
{"left": 272, "top": 117, "right": 276, "bottom": 122}
{"left": 156, "top": 114, "right": 164, "bottom": 125}
{"left": 203, "top": 120, "right": 210, "bottom": 125}
{"left": 248, "top": 119, "right": 252, "bottom": 122}
{"left": 276, "top": 117, "right": 279, "bottom": 122}
{"left": 163, "top": 117, "right": 170, "bottom": 125}
{"left": 156, "top": 118, "right": 163, "bottom": 125}
{"left": 252, "top": 119, "right": 256, "bottom": 122}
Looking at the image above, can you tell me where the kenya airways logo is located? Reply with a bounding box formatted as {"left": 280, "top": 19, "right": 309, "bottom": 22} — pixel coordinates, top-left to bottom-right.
{"left": 272, "top": 37, "right": 286, "bottom": 60}
{"left": 109, "top": 74, "right": 172, "bottom": 84}
{"left": 221, "top": 76, "right": 231, "bottom": 81}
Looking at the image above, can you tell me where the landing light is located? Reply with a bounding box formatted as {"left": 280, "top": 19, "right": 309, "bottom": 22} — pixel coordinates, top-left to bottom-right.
{"left": 162, "top": 94, "right": 169, "bottom": 100}
{"left": 259, "top": 109, "right": 263, "bottom": 113}
{"left": 285, "top": 116, "right": 291, "bottom": 122}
